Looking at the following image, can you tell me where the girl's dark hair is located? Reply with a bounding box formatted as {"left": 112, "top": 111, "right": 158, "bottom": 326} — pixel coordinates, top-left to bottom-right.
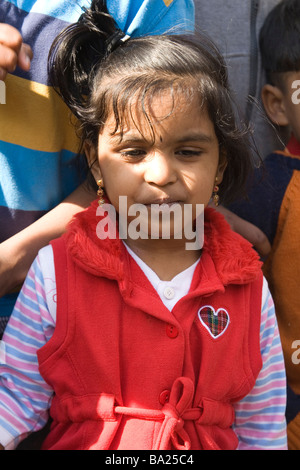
{"left": 49, "top": 0, "right": 257, "bottom": 204}
{"left": 260, "top": 0, "right": 300, "bottom": 88}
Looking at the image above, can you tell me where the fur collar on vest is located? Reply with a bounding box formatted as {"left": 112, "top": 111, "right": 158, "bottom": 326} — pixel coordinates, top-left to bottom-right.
{"left": 63, "top": 200, "right": 262, "bottom": 286}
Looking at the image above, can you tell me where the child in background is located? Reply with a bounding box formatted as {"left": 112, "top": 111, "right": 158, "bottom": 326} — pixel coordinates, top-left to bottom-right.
{"left": 228, "top": 0, "right": 300, "bottom": 450}
{"left": 0, "top": 1, "right": 287, "bottom": 450}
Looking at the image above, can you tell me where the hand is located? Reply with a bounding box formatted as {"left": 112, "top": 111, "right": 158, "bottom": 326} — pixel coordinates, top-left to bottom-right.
{"left": 0, "top": 236, "right": 28, "bottom": 297}
{"left": 0, "top": 181, "right": 95, "bottom": 298}
{"left": 0, "top": 23, "right": 33, "bottom": 80}
{"left": 213, "top": 205, "right": 271, "bottom": 258}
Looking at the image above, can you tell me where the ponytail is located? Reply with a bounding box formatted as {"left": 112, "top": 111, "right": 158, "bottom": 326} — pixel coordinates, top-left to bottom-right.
{"left": 48, "top": 0, "right": 123, "bottom": 117}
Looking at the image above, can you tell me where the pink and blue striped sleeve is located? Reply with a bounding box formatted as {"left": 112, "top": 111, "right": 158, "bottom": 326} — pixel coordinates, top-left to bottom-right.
{"left": 233, "top": 284, "right": 288, "bottom": 450}
{"left": 0, "top": 255, "right": 287, "bottom": 449}
{"left": 0, "top": 256, "right": 54, "bottom": 449}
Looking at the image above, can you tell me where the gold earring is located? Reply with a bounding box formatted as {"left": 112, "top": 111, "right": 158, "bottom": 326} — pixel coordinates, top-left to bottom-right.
{"left": 212, "top": 179, "right": 220, "bottom": 207}
{"left": 97, "top": 179, "right": 105, "bottom": 206}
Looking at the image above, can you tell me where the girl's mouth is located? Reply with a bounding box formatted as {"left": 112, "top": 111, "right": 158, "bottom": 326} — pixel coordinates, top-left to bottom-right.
{"left": 143, "top": 197, "right": 183, "bottom": 206}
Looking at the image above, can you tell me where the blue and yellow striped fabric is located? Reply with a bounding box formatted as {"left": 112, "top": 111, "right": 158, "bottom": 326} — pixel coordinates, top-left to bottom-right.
{"left": 0, "top": 0, "right": 194, "bottom": 318}
{"left": 0, "top": 1, "right": 91, "bottom": 233}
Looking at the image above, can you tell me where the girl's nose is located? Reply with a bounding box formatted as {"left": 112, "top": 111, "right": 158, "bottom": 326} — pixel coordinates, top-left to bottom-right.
{"left": 144, "top": 152, "right": 177, "bottom": 186}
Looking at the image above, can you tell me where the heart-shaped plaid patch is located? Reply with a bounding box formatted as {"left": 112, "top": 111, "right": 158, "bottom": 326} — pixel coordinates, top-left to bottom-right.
{"left": 198, "top": 306, "right": 229, "bottom": 339}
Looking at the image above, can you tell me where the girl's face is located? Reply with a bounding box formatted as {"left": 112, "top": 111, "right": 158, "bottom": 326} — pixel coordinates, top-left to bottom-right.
{"left": 86, "top": 90, "right": 227, "bottom": 241}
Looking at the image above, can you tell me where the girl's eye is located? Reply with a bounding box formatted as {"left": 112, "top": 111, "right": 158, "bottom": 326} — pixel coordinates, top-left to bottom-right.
{"left": 177, "top": 149, "right": 203, "bottom": 157}
{"left": 120, "top": 149, "right": 146, "bottom": 158}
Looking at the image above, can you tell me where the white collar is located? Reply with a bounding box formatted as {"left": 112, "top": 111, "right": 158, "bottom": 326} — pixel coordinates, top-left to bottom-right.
{"left": 123, "top": 242, "right": 200, "bottom": 311}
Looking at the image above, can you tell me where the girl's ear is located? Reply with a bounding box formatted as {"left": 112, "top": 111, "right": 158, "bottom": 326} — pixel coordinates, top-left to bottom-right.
{"left": 261, "top": 84, "right": 289, "bottom": 127}
{"left": 216, "top": 149, "right": 228, "bottom": 185}
{"left": 83, "top": 140, "right": 102, "bottom": 181}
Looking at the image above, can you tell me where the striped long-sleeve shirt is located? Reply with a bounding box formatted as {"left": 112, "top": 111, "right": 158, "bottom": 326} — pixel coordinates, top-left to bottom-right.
{"left": 0, "top": 245, "right": 287, "bottom": 450}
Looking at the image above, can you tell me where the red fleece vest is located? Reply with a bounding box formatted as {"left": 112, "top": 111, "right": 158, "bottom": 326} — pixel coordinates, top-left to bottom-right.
{"left": 38, "top": 203, "right": 263, "bottom": 450}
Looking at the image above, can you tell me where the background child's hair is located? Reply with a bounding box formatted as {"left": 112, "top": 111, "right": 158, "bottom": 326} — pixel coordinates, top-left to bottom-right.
{"left": 260, "top": 0, "right": 300, "bottom": 89}
{"left": 49, "top": 0, "right": 257, "bottom": 204}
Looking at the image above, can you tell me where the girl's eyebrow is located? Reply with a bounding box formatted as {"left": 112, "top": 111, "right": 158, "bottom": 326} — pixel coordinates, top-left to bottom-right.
{"left": 176, "top": 132, "right": 214, "bottom": 143}
{"left": 109, "top": 132, "right": 147, "bottom": 144}
{"left": 109, "top": 131, "right": 214, "bottom": 144}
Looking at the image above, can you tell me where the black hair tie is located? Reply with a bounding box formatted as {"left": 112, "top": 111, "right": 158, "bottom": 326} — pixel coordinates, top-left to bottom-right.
{"left": 106, "top": 29, "right": 130, "bottom": 54}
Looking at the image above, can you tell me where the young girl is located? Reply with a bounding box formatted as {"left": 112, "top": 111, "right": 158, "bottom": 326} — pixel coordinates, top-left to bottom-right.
{"left": 0, "top": 1, "right": 287, "bottom": 450}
